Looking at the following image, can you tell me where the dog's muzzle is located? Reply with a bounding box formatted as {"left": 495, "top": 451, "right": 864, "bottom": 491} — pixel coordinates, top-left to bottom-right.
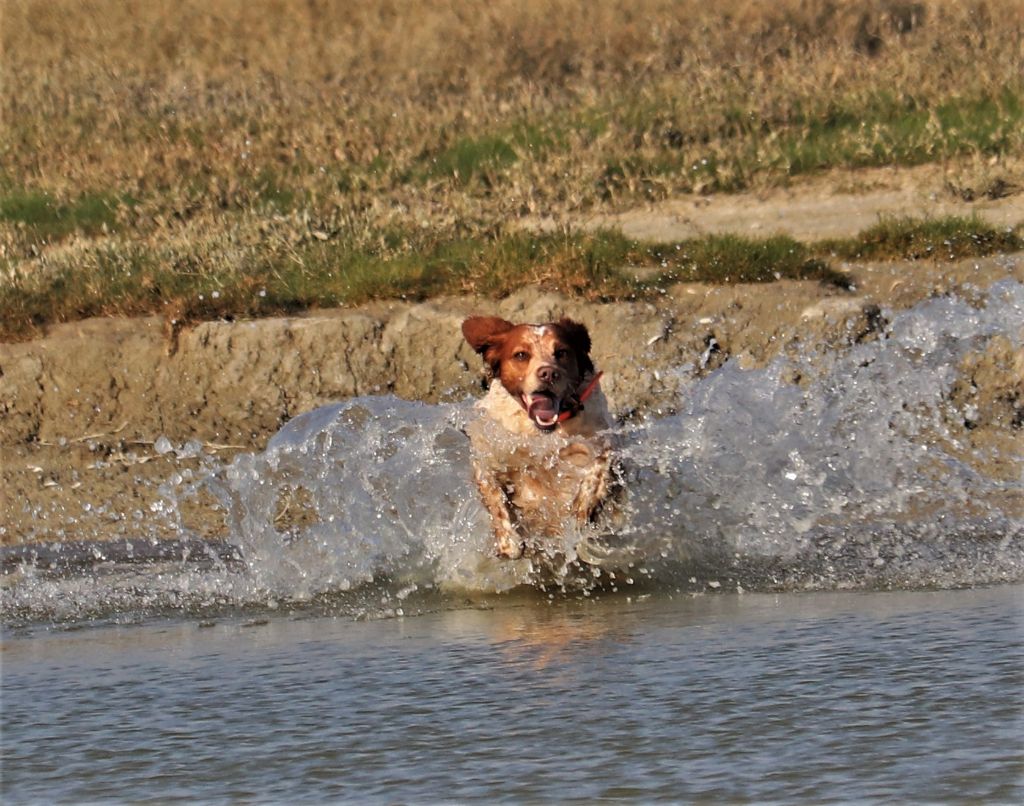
{"left": 522, "top": 390, "right": 561, "bottom": 430}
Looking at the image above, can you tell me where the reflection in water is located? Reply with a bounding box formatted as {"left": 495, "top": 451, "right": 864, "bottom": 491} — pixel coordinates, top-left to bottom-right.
{"left": 487, "top": 600, "right": 640, "bottom": 673}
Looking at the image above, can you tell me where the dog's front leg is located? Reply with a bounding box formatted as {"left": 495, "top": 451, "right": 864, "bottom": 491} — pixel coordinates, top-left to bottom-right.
{"left": 571, "top": 448, "right": 613, "bottom": 526}
{"left": 473, "top": 465, "right": 523, "bottom": 558}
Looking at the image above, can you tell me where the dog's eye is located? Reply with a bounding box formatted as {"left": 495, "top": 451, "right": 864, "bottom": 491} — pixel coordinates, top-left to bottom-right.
{"left": 513, "top": 351, "right": 530, "bottom": 361}
{"left": 554, "top": 348, "right": 569, "bottom": 361}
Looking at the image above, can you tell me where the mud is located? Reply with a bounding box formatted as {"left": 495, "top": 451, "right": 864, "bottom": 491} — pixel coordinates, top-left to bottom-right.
{"left": 2, "top": 167, "right": 1022, "bottom": 545}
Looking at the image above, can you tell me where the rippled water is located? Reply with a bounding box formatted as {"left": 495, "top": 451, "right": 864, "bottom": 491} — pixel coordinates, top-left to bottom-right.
{"left": 3, "top": 586, "right": 1022, "bottom": 802}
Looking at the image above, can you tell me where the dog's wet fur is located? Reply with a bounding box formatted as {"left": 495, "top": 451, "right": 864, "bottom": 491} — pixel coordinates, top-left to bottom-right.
{"left": 462, "top": 316, "right": 618, "bottom": 558}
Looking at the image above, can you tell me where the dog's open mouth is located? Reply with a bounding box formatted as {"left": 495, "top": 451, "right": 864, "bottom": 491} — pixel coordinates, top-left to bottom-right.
{"left": 522, "top": 391, "right": 561, "bottom": 430}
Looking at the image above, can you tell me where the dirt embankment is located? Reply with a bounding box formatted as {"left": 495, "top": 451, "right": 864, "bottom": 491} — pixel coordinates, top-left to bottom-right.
{"left": 2, "top": 252, "right": 1022, "bottom": 545}
{"left": 2, "top": 253, "right": 1018, "bottom": 445}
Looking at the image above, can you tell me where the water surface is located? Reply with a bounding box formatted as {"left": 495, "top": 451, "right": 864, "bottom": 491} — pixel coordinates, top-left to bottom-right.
{"left": 3, "top": 585, "right": 1022, "bottom": 802}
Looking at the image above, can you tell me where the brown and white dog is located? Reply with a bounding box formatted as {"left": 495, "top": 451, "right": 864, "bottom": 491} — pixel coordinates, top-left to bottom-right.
{"left": 462, "top": 315, "right": 618, "bottom": 559}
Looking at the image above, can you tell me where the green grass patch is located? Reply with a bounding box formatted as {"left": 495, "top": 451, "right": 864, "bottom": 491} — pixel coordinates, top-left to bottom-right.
{"left": 430, "top": 133, "right": 518, "bottom": 182}
{"left": 580, "top": 86, "right": 1024, "bottom": 194}
{"left": 0, "top": 226, "right": 846, "bottom": 341}
{"left": 288, "top": 228, "right": 837, "bottom": 304}
{"left": 2, "top": 214, "right": 1020, "bottom": 341}
{"left": 425, "top": 121, "right": 558, "bottom": 185}
{"left": 0, "top": 189, "right": 129, "bottom": 242}
{"left": 267, "top": 229, "right": 639, "bottom": 307}
{"left": 636, "top": 234, "right": 846, "bottom": 285}
{"left": 820, "top": 215, "right": 1024, "bottom": 261}
{"left": 774, "top": 89, "right": 1024, "bottom": 176}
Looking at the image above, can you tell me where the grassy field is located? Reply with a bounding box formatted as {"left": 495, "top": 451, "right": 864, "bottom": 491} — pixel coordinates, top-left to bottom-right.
{"left": 2, "top": 0, "right": 1023, "bottom": 339}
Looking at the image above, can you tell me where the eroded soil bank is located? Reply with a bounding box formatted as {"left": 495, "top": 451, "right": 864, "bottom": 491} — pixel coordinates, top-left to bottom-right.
{"left": 2, "top": 250, "right": 1022, "bottom": 545}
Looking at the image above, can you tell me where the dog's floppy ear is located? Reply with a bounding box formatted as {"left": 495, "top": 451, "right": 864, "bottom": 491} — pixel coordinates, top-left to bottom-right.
{"left": 557, "top": 317, "right": 594, "bottom": 376}
{"left": 462, "top": 316, "right": 515, "bottom": 372}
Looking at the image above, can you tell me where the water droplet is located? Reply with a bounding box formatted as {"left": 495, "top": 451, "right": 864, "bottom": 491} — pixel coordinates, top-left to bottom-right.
{"left": 154, "top": 436, "right": 174, "bottom": 455}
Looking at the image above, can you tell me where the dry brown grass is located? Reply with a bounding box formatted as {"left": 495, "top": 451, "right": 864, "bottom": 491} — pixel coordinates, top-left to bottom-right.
{"left": 1, "top": 0, "right": 1022, "bottom": 336}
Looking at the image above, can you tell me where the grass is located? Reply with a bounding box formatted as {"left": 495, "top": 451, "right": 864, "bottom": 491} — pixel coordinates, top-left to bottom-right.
{"left": 773, "top": 90, "right": 1024, "bottom": 176}
{"left": 2, "top": 0, "right": 1023, "bottom": 339}
{"left": 0, "top": 189, "right": 127, "bottom": 241}
{"left": 583, "top": 86, "right": 1024, "bottom": 194}
{"left": 4, "top": 215, "right": 1020, "bottom": 342}
{"left": 821, "top": 215, "right": 1024, "bottom": 261}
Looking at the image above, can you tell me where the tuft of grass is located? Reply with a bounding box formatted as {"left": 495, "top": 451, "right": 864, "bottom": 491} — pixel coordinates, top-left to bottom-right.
{"left": 426, "top": 123, "right": 556, "bottom": 185}
{"left": 428, "top": 135, "right": 520, "bottom": 184}
{"left": 635, "top": 234, "right": 848, "bottom": 286}
{"left": 821, "top": 215, "right": 1024, "bottom": 261}
{"left": 0, "top": 189, "right": 127, "bottom": 242}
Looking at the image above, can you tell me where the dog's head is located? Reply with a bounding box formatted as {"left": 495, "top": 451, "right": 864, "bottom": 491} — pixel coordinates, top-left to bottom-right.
{"left": 462, "top": 316, "right": 595, "bottom": 430}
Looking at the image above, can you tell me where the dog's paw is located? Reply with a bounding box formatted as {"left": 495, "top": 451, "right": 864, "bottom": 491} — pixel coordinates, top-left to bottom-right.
{"left": 575, "top": 534, "right": 642, "bottom": 568}
{"left": 495, "top": 534, "right": 525, "bottom": 559}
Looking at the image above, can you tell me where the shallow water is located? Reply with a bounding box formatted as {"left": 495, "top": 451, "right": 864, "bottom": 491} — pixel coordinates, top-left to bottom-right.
{"left": 3, "top": 585, "right": 1022, "bottom": 802}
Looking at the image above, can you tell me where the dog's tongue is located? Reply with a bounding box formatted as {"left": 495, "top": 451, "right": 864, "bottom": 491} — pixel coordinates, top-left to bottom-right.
{"left": 525, "top": 394, "right": 559, "bottom": 428}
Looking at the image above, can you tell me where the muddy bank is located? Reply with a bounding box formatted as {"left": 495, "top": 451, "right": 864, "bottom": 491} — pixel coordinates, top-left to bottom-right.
{"left": 4, "top": 253, "right": 1022, "bottom": 448}
{"left": 1, "top": 251, "right": 1021, "bottom": 545}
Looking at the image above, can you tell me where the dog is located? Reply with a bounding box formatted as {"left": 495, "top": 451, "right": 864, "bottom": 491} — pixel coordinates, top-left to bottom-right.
{"left": 461, "top": 315, "right": 619, "bottom": 559}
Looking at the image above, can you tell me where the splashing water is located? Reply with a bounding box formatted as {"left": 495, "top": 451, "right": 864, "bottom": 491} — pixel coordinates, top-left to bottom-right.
{"left": 623, "top": 280, "right": 1023, "bottom": 590}
{"left": 3, "top": 281, "right": 1022, "bottom": 624}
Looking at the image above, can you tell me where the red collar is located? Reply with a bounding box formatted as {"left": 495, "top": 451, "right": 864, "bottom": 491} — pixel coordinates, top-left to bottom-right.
{"left": 556, "top": 371, "right": 604, "bottom": 423}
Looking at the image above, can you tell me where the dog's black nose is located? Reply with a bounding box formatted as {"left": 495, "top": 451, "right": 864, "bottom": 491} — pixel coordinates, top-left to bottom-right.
{"left": 537, "top": 365, "right": 561, "bottom": 384}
